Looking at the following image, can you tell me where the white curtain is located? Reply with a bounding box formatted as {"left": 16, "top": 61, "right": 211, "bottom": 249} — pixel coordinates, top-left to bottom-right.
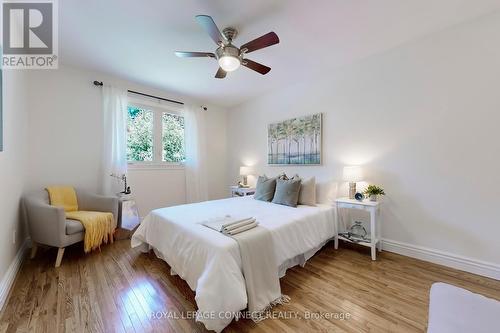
{"left": 101, "top": 85, "right": 128, "bottom": 195}
{"left": 184, "top": 104, "right": 208, "bottom": 203}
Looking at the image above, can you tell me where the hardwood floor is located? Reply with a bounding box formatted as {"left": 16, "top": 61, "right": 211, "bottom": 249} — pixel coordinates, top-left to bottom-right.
{"left": 1, "top": 240, "right": 499, "bottom": 333}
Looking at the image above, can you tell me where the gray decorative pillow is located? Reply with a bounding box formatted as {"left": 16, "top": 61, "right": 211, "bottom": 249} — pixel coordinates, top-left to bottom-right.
{"left": 272, "top": 178, "right": 302, "bottom": 207}
{"left": 254, "top": 176, "right": 276, "bottom": 202}
{"left": 298, "top": 176, "right": 316, "bottom": 206}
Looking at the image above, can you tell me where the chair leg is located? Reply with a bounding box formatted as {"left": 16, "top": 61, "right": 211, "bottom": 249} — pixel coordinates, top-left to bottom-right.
{"left": 30, "top": 242, "right": 38, "bottom": 259}
{"left": 55, "top": 247, "right": 65, "bottom": 268}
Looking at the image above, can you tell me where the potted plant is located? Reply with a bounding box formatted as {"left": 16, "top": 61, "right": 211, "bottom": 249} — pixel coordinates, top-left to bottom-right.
{"left": 364, "top": 185, "right": 385, "bottom": 202}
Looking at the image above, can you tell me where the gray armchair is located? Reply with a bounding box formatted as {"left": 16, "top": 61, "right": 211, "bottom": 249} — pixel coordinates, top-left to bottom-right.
{"left": 24, "top": 189, "right": 119, "bottom": 267}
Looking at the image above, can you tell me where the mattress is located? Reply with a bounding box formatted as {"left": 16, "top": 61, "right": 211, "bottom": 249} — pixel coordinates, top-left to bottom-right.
{"left": 131, "top": 196, "right": 336, "bottom": 332}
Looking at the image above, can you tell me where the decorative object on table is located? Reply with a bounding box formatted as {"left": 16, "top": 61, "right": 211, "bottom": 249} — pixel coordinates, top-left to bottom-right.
{"left": 343, "top": 166, "right": 363, "bottom": 199}
{"left": 338, "top": 221, "right": 368, "bottom": 243}
{"left": 238, "top": 181, "right": 250, "bottom": 188}
{"left": 239, "top": 166, "right": 254, "bottom": 186}
{"left": 349, "top": 221, "right": 368, "bottom": 239}
{"left": 364, "top": 185, "right": 385, "bottom": 202}
{"left": 230, "top": 185, "right": 256, "bottom": 197}
{"left": 267, "top": 113, "right": 322, "bottom": 165}
{"left": 111, "top": 173, "right": 131, "bottom": 195}
{"left": 354, "top": 192, "right": 364, "bottom": 201}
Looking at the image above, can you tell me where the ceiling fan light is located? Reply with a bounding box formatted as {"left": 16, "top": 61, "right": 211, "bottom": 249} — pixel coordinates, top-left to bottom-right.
{"left": 218, "top": 55, "right": 240, "bottom": 72}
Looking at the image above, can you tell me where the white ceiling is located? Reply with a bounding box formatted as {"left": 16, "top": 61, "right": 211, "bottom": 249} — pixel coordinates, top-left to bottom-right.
{"left": 60, "top": 0, "right": 500, "bottom": 107}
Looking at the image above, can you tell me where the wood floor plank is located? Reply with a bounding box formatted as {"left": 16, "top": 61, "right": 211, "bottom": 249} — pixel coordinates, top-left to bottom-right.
{"left": 1, "top": 240, "right": 499, "bottom": 332}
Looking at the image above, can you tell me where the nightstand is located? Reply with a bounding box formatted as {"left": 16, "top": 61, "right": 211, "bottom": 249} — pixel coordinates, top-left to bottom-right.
{"left": 334, "top": 197, "right": 382, "bottom": 260}
{"left": 230, "top": 186, "right": 256, "bottom": 197}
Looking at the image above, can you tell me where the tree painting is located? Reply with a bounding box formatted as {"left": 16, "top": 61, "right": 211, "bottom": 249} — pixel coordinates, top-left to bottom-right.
{"left": 268, "top": 113, "right": 321, "bottom": 165}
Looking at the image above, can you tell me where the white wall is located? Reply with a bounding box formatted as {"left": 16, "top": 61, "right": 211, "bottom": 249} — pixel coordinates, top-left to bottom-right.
{"left": 227, "top": 12, "right": 500, "bottom": 266}
{"left": 25, "top": 65, "right": 228, "bottom": 217}
{"left": 0, "top": 70, "right": 29, "bottom": 278}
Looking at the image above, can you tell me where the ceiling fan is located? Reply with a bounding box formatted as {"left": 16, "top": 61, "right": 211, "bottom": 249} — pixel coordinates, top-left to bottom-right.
{"left": 175, "top": 15, "right": 279, "bottom": 79}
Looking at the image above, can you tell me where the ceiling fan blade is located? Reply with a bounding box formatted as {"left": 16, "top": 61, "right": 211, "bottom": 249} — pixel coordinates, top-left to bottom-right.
{"left": 195, "top": 15, "right": 225, "bottom": 45}
{"left": 215, "top": 67, "right": 226, "bottom": 79}
{"left": 240, "top": 32, "right": 279, "bottom": 54}
{"left": 175, "top": 51, "right": 215, "bottom": 58}
{"left": 242, "top": 59, "right": 271, "bottom": 75}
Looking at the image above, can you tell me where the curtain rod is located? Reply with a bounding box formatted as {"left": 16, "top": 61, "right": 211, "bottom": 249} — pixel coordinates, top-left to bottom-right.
{"left": 93, "top": 81, "right": 184, "bottom": 105}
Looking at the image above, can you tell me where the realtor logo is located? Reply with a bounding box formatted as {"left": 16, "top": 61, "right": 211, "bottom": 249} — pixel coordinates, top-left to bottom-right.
{"left": 2, "top": 0, "right": 58, "bottom": 69}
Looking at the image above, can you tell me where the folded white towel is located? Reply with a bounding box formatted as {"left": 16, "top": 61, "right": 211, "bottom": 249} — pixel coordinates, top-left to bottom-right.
{"left": 223, "top": 218, "right": 256, "bottom": 232}
{"left": 223, "top": 221, "right": 259, "bottom": 235}
{"left": 201, "top": 215, "right": 254, "bottom": 233}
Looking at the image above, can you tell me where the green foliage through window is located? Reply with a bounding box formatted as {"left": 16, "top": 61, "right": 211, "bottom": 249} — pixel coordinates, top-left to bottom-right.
{"left": 162, "top": 113, "right": 185, "bottom": 162}
{"left": 127, "top": 107, "right": 153, "bottom": 162}
{"left": 126, "top": 106, "right": 185, "bottom": 164}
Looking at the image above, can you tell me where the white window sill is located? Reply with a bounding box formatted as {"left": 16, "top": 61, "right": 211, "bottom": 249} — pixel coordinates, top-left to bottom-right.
{"left": 128, "top": 163, "right": 185, "bottom": 171}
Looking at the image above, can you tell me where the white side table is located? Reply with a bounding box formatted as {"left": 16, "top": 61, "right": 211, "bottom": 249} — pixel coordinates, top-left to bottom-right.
{"left": 334, "top": 197, "right": 382, "bottom": 260}
{"left": 116, "top": 194, "right": 141, "bottom": 240}
{"left": 230, "top": 186, "right": 256, "bottom": 197}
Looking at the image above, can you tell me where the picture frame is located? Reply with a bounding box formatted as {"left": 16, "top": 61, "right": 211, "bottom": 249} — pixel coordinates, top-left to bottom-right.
{"left": 267, "top": 113, "right": 322, "bottom": 165}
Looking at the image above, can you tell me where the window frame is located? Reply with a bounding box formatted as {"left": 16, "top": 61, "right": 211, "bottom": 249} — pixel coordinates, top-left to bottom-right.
{"left": 127, "top": 98, "right": 185, "bottom": 170}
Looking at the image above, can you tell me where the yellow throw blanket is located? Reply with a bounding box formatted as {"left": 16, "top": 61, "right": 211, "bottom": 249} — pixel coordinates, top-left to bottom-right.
{"left": 66, "top": 211, "right": 114, "bottom": 253}
{"left": 46, "top": 186, "right": 79, "bottom": 212}
{"left": 46, "top": 186, "right": 115, "bottom": 253}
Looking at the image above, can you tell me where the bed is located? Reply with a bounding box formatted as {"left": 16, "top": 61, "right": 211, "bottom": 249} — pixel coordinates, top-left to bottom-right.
{"left": 131, "top": 195, "right": 336, "bottom": 332}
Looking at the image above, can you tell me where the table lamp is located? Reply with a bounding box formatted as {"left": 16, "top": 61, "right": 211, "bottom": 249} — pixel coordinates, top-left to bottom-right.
{"left": 239, "top": 166, "right": 254, "bottom": 186}
{"left": 343, "top": 166, "right": 363, "bottom": 199}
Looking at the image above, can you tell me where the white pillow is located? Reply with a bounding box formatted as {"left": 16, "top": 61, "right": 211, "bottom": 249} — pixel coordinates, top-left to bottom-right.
{"left": 298, "top": 176, "right": 316, "bottom": 206}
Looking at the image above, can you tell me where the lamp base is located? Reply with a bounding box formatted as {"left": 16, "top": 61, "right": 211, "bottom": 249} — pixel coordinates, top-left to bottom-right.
{"left": 349, "top": 182, "right": 356, "bottom": 199}
{"left": 243, "top": 175, "right": 248, "bottom": 186}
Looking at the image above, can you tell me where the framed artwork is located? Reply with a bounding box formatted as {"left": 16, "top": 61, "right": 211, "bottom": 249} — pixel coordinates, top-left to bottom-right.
{"left": 268, "top": 113, "right": 322, "bottom": 165}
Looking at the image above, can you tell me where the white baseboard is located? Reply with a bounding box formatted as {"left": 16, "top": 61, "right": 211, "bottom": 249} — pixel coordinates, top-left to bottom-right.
{"left": 0, "top": 238, "right": 29, "bottom": 310}
{"left": 382, "top": 239, "right": 500, "bottom": 281}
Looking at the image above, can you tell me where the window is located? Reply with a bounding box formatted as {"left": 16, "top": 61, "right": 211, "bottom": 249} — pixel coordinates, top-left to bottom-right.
{"left": 127, "top": 107, "right": 154, "bottom": 162}
{"left": 162, "top": 113, "right": 185, "bottom": 162}
{"left": 126, "top": 104, "right": 185, "bottom": 165}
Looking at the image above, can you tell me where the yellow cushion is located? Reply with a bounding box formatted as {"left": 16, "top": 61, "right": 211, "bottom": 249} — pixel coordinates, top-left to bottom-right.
{"left": 46, "top": 186, "right": 78, "bottom": 212}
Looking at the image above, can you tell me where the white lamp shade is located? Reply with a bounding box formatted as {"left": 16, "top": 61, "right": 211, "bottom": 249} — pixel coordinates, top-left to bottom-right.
{"left": 239, "top": 166, "right": 254, "bottom": 176}
{"left": 343, "top": 166, "right": 363, "bottom": 182}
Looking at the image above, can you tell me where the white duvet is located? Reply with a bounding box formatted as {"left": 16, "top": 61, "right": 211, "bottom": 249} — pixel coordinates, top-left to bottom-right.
{"left": 131, "top": 196, "right": 336, "bottom": 332}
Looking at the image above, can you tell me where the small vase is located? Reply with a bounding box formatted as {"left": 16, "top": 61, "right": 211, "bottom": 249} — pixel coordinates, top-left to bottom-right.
{"left": 369, "top": 194, "right": 377, "bottom": 202}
